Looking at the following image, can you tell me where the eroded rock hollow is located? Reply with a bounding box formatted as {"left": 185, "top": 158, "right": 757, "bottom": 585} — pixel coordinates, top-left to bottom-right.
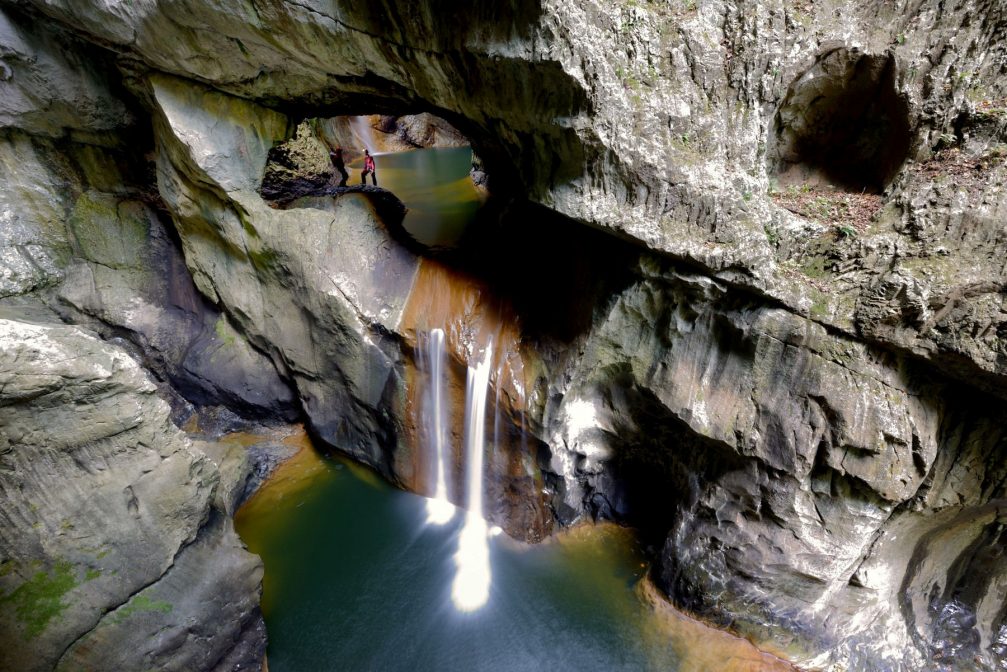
{"left": 770, "top": 47, "right": 912, "bottom": 191}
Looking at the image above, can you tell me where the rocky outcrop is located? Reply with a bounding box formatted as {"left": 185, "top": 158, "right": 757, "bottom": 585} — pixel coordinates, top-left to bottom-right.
{"left": 0, "top": 312, "right": 264, "bottom": 671}
{"left": 148, "top": 73, "right": 419, "bottom": 474}
{"left": 0, "top": 6, "right": 130, "bottom": 141}
{"left": 51, "top": 180, "right": 298, "bottom": 417}
{"left": 382, "top": 113, "right": 469, "bottom": 150}
{"left": 541, "top": 258, "right": 1007, "bottom": 669}
{"left": 0, "top": 5, "right": 295, "bottom": 418}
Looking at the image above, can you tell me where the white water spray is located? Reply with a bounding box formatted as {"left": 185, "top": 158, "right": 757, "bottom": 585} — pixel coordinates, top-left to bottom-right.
{"left": 451, "top": 343, "right": 493, "bottom": 612}
{"left": 424, "top": 329, "right": 455, "bottom": 525}
{"left": 351, "top": 116, "right": 377, "bottom": 154}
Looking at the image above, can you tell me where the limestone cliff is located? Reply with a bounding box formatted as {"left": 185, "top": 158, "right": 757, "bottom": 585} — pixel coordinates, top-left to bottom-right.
{"left": 1, "top": 1, "right": 1005, "bottom": 671}
{"left": 0, "top": 311, "right": 264, "bottom": 671}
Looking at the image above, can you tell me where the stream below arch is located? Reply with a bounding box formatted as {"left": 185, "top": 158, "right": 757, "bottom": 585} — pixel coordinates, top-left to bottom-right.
{"left": 234, "top": 434, "right": 792, "bottom": 672}
{"left": 236, "top": 146, "right": 794, "bottom": 672}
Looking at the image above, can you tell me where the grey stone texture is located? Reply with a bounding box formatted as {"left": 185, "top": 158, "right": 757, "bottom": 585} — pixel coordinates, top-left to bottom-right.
{"left": 0, "top": 315, "right": 264, "bottom": 672}
{"left": 1, "top": 1, "right": 1005, "bottom": 670}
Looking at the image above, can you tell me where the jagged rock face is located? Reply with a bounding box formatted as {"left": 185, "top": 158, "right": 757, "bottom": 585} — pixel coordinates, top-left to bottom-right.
{"left": 0, "top": 314, "right": 264, "bottom": 671}
{"left": 0, "top": 4, "right": 296, "bottom": 418}
{"left": 540, "top": 259, "right": 1007, "bottom": 668}
{"left": 148, "top": 73, "right": 420, "bottom": 473}
{"left": 0, "top": 127, "right": 296, "bottom": 417}
{"left": 0, "top": 8, "right": 130, "bottom": 141}
{"left": 2, "top": 0, "right": 1006, "bottom": 670}
{"left": 12, "top": 0, "right": 1005, "bottom": 393}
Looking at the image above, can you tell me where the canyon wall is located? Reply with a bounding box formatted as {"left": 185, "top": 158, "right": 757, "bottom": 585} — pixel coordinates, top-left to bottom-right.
{"left": 0, "top": 313, "right": 265, "bottom": 670}
{"left": 1, "top": 1, "right": 1005, "bottom": 670}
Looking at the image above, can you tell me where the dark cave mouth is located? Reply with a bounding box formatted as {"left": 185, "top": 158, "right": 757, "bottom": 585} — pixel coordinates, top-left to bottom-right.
{"left": 769, "top": 48, "right": 912, "bottom": 193}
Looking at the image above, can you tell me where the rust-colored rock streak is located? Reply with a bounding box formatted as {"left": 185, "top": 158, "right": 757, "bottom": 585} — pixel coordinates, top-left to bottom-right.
{"left": 400, "top": 258, "right": 550, "bottom": 540}
{"left": 636, "top": 580, "right": 798, "bottom": 672}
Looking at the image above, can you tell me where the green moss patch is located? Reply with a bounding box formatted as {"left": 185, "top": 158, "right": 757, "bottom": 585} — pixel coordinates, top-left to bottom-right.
{"left": 214, "top": 316, "right": 237, "bottom": 347}
{"left": 110, "top": 594, "right": 173, "bottom": 624}
{"left": 800, "top": 255, "right": 830, "bottom": 279}
{"left": 68, "top": 192, "right": 150, "bottom": 268}
{"left": 0, "top": 560, "right": 78, "bottom": 639}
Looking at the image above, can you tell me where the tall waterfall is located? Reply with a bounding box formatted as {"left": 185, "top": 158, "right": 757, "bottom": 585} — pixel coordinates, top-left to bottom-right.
{"left": 424, "top": 329, "right": 455, "bottom": 525}
{"left": 451, "top": 343, "right": 494, "bottom": 612}
{"left": 351, "top": 115, "right": 377, "bottom": 154}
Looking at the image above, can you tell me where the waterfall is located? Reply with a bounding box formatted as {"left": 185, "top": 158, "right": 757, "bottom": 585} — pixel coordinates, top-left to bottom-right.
{"left": 451, "top": 342, "right": 493, "bottom": 612}
{"left": 424, "top": 329, "right": 455, "bottom": 525}
{"left": 463, "top": 344, "right": 492, "bottom": 521}
{"left": 351, "top": 116, "right": 377, "bottom": 154}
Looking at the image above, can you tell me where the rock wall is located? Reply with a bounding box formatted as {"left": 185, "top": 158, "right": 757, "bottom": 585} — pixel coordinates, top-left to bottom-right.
{"left": 10, "top": 0, "right": 1003, "bottom": 393}
{"left": 0, "top": 313, "right": 264, "bottom": 671}
{"left": 147, "top": 73, "right": 418, "bottom": 473}
{"left": 0, "top": 9, "right": 287, "bottom": 670}
{"left": 0, "top": 6, "right": 295, "bottom": 418}
{"left": 540, "top": 258, "right": 1007, "bottom": 669}
{"left": 1, "top": 0, "right": 1005, "bottom": 670}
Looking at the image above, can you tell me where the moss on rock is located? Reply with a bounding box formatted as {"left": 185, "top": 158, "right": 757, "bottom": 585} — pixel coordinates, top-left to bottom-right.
{"left": 0, "top": 561, "right": 78, "bottom": 639}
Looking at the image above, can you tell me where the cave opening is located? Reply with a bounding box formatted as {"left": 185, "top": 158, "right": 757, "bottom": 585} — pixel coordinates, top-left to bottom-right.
{"left": 259, "top": 112, "right": 484, "bottom": 250}
{"left": 769, "top": 48, "right": 912, "bottom": 193}
{"left": 254, "top": 105, "right": 644, "bottom": 530}
{"left": 259, "top": 110, "right": 640, "bottom": 344}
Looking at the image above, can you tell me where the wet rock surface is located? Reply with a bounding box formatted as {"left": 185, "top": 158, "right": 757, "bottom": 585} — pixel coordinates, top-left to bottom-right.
{"left": 539, "top": 258, "right": 1007, "bottom": 669}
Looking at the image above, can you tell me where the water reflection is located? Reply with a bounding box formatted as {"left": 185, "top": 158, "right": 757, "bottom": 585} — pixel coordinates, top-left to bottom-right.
{"left": 349, "top": 147, "right": 481, "bottom": 248}
{"left": 234, "top": 430, "right": 795, "bottom": 672}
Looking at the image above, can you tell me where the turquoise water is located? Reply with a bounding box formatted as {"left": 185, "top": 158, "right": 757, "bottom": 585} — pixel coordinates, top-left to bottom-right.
{"left": 349, "top": 147, "right": 481, "bottom": 248}
{"left": 235, "top": 440, "right": 792, "bottom": 672}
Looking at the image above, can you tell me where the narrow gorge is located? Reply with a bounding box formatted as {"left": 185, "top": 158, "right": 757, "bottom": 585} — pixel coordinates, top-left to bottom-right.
{"left": 1, "top": 1, "right": 1005, "bottom": 671}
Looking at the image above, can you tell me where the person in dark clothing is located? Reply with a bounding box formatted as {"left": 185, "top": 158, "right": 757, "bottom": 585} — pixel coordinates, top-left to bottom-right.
{"left": 361, "top": 149, "right": 377, "bottom": 186}
{"left": 329, "top": 146, "right": 348, "bottom": 187}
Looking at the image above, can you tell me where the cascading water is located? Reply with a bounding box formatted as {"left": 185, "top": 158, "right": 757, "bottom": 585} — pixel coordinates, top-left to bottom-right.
{"left": 451, "top": 342, "right": 494, "bottom": 612}
{"left": 404, "top": 266, "right": 529, "bottom": 611}
{"left": 423, "top": 329, "right": 455, "bottom": 525}
{"left": 351, "top": 115, "right": 377, "bottom": 154}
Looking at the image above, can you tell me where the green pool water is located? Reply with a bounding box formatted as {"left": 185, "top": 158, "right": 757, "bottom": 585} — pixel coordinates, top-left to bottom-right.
{"left": 349, "top": 147, "right": 481, "bottom": 248}
{"left": 234, "top": 440, "right": 791, "bottom": 672}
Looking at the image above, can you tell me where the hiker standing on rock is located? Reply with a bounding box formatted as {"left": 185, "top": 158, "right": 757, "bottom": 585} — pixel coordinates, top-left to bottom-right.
{"left": 329, "top": 146, "right": 348, "bottom": 187}
{"left": 361, "top": 148, "right": 377, "bottom": 186}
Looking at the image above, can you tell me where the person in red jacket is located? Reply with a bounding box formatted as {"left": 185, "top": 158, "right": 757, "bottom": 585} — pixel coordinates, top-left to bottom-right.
{"left": 361, "top": 149, "right": 377, "bottom": 186}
